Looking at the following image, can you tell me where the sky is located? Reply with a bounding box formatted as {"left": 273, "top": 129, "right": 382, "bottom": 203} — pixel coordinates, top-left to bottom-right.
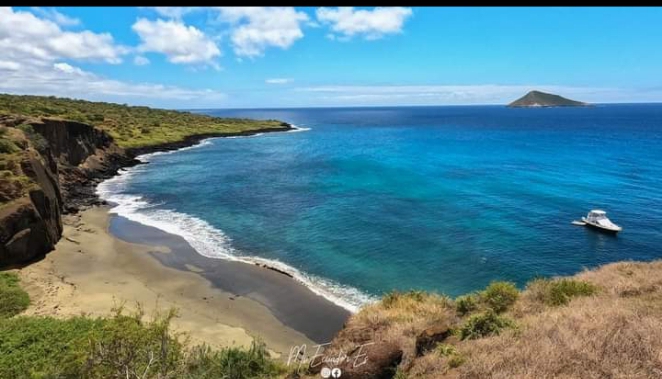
{"left": 2, "top": 6, "right": 662, "bottom": 109}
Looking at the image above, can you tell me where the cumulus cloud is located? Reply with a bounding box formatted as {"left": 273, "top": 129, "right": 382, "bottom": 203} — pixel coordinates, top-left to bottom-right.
{"left": 132, "top": 18, "right": 221, "bottom": 67}
{"left": 265, "top": 78, "right": 294, "bottom": 84}
{"left": 316, "top": 7, "right": 412, "bottom": 40}
{"left": 31, "top": 7, "right": 81, "bottom": 27}
{"left": 0, "top": 7, "right": 127, "bottom": 65}
{"left": 214, "top": 7, "right": 309, "bottom": 58}
{"left": 133, "top": 56, "right": 150, "bottom": 66}
{"left": 151, "top": 7, "right": 200, "bottom": 19}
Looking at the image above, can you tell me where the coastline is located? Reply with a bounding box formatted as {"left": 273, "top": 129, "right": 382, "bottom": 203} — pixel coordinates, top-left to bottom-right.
{"left": 16, "top": 206, "right": 321, "bottom": 356}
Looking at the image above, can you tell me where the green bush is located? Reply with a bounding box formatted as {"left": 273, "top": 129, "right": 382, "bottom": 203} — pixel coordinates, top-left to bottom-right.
{"left": 455, "top": 293, "right": 479, "bottom": 315}
{"left": 0, "top": 272, "right": 30, "bottom": 318}
{"left": 529, "top": 278, "right": 598, "bottom": 306}
{"left": 459, "top": 310, "right": 515, "bottom": 340}
{"left": 482, "top": 281, "right": 519, "bottom": 313}
{"left": 382, "top": 290, "right": 426, "bottom": 308}
{"left": 0, "top": 138, "right": 18, "bottom": 154}
{"left": 16, "top": 124, "right": 48, "bottom": 151}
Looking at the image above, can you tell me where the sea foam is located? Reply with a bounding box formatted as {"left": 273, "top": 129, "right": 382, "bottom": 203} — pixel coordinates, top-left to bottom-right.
{"left": 96, "top": 126, "right": 374, "bottom": 313}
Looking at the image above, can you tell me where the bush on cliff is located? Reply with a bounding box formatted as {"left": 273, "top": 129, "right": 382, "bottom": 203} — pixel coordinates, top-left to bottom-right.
{"left": 458, "top": 310, "right": 515, "bottom": 340}
{"left": 0, "top": 272, "right": 30, "bottom": 318}
{"left": 481, "top": 281, "right": 519, "bottom": 313}
{"left": 526, "top": 278, "right": 598, "bottom": 306}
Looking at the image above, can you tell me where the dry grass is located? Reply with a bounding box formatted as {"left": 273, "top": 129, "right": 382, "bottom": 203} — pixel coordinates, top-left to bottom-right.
{"left": 320, "top": 260, "right": 662, "bottom": 379}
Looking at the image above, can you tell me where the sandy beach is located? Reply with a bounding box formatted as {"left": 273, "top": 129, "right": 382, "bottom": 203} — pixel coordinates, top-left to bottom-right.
{"left": 14, "top": 206, "right": 347, "bottom": 357}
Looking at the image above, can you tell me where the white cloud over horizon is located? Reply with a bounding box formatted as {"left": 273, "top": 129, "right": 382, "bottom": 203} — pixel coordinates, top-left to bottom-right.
{"left": 316, "top": 7, "right": 413, "bottom": 40}
{"left": 296, "top": 84, "right": 654, "bottom": 105}
{"left": 132, "top": 18, "right": 221, "bottom": 67}
{"left": 266, "top": 78, "right": 294, "bottom": 84}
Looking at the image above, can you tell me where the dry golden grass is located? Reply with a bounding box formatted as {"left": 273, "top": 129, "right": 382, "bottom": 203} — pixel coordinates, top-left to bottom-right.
{"left": 321, "top": 260, "right": 662, "bottom": 379}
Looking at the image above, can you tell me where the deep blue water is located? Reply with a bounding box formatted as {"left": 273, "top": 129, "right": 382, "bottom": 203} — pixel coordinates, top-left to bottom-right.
{"left": 99, "top": 105, "right": 662, "bottom": 310}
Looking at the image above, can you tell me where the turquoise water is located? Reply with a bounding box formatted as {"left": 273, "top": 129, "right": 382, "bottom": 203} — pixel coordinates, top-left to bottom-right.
{"left": 98, "top": 105, "right": 662, "bottom": 310}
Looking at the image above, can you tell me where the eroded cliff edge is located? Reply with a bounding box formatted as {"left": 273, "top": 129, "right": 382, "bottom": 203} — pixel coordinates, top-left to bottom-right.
{"left": 0, "top": 114, "right": 292, "bottom": 267}
{"left": 0, "top": 116, "right": 136, "bottom": 266}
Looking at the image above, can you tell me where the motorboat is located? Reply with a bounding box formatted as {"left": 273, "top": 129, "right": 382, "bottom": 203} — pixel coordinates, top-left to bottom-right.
{"left": 577, "top": 210, "right": 622, "bottom": 234}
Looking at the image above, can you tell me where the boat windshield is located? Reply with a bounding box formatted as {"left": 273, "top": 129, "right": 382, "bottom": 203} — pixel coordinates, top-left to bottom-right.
{"left": 589, "top": 212, "right": 606, "bottom": 220}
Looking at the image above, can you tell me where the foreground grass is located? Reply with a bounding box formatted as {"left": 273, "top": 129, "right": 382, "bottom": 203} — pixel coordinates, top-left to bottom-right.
{"left": 0, "top": 272, "right": 30, "bottom": 318}
{"left": 0, "top": 274, "right": 284, "bottom": 379}
{"left": 0, "top": 93, "right": 286, "bottom": 149}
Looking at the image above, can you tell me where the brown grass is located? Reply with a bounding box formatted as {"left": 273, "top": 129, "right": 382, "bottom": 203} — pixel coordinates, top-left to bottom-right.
{"left": 318, "top": 260, "right": 662, "bottom": 379}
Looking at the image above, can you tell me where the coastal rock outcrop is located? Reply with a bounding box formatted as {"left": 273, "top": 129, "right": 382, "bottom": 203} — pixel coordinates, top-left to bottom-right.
{"left": 0, "top": 117, "right": 135, "bottom": 266}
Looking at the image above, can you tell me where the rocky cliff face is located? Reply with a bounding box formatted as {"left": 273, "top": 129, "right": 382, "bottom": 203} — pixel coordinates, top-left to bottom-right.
{"left": 0, "top": 117, "right": 136, "bottom": 266}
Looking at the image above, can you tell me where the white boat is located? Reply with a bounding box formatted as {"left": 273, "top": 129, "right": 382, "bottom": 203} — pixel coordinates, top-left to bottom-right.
{"left": 580, "top": 210, "right": 622, "bottom": 234}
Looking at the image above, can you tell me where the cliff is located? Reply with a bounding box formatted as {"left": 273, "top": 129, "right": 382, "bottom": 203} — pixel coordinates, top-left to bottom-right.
{"left": 508, "top": 90, "right": 589, "bottom": 107}
{"left": 0, "top": 116, "right": 137, "bottom": 266}
{"left": 0, "top": 94, "right": 293, "bottom": 267}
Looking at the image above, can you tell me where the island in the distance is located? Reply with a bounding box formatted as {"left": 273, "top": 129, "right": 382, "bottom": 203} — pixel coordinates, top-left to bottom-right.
{"left": 508, "top": 90, "right": 589, "bottom": 107}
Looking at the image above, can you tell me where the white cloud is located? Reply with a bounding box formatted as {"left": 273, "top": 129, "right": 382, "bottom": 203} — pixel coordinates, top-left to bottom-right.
{"left": 0, "top": 61, "right": 227, "bottom": 107}
{"left": 53, "top": 62, "right": 88, "bottom": 76}
{"left": 0, "top": 7, "right": 126, "bottom": 64}
{"left": 132, "top": 18, "right": 221, "bottom": 67}
{"left": 214, "top": 7, "right": 309, "bottom": 58}
{"left": 151, "top": 7, "right": 199, "bottom": 19}
{"left": 31, "top": 7, "right": 81, "bottom": 27}
{"left": 266, "top": 78, "right": 294, "bottom": 84}
{"left": 316, "top": 7, "right": 412, "bottom": 40}
{"left": 297, "top": 84, "right": 632, "bottom": 105}
{"left": 133, "top": 56, "right": 150, "bottom": 66}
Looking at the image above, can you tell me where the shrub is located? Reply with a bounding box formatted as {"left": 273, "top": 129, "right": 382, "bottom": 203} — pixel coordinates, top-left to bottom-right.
{"left": 435, "top": 343, "right": 458, "bottom": 357}
{"left": 0, "top": 138, "right": 18, "bottom": 154}
{"left": 0, "top": 272, "right": 30, "bottom": 318}
{"left": 455, "top": 293, "right": 479, "bottom": 315}
{"left": 459, "top": 310, "right": 515, "bottom": 340}
{"left": 528, "top": 278, "right": 598, "bottom": 306}
{"left": 16, "top": 124, "right": 48, "bottom": 151}
{"left": 382, "top": 290, "right": 426, "bottom": 308}
{"left": 482, "top": 281, "right": 519, "bottom": 313}
{"left": 447, "top": 354, "right": 466, "bottom": 368}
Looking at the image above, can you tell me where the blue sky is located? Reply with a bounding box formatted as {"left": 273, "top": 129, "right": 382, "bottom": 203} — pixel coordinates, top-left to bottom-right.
{"left": 2, "top": 7, "right": 662, "bottom": 108}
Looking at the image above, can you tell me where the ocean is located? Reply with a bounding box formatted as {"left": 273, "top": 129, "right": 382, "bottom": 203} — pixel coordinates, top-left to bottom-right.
{"left": 97, "top": 104, "right": 662, "bottom": 311}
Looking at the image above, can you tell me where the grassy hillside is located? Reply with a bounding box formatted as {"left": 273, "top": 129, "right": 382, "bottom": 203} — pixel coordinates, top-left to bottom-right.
{"left": 0, "top": 94, "right": 287, "bottom": 149}
{"left": 0, "top": 125, "right": 40, "bottom": 205}
{"left": 305, "top": 260, "right": 662, "bottom": 379}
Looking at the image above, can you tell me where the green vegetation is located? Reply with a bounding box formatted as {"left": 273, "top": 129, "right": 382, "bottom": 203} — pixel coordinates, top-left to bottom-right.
{"left": 0, "top": 274, "right": 284, "bottom": 379}
{"left": 382, "top": 289, "right": 427, "bottom": 308}
{"left": 481, "top": 281, "right": 519, "bottom": 313}
{"left": 16, "top": 124, "right": 48, "bottom": 151}
{"left": 527, "top": 278, "right": 598, "bottom": 306}
{"left": 454, "top": 293, "right": 479, "bottom": 315}
{"left": 0, "top": 272, "right": 30, "bottom": 318}
{"left": 453, "top": 281, "right": 519, "bottom": 316}
{"left": 458, "top": 310, "right": 515, "bottom": 340}
{"left": 0, "top": 93, "right": 287, "bottom": 149}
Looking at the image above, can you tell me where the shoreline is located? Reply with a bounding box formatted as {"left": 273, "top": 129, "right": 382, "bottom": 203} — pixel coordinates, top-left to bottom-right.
{"left": 15, "top": 206, "right": 323, "bottom": 356}
{"left": 97, "top": 124, "right": 374, "bottom": 313}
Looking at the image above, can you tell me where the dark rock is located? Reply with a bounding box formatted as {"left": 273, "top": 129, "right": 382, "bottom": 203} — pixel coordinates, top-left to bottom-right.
{"left": 415, "top": 323, "right": 451, "bottom": 356}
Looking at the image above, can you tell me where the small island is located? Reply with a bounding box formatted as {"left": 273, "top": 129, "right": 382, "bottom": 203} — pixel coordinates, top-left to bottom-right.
{"left": 508, "top": 90, "right": 589, "bottom": 107}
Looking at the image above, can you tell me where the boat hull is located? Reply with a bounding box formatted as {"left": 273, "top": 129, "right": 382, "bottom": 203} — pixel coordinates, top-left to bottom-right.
{"left": 581, "top": 218, "right": 621, "bottom": 234}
